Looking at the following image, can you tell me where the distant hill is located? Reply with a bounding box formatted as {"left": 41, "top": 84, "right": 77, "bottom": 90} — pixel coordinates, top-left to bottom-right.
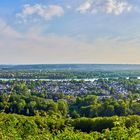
{"left": 1, "top": 64, "right": 140, "bottom": 71}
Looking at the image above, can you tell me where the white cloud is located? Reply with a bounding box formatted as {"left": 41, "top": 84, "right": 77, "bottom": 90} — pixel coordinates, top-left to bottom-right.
{"left": 77, "top": 0, "right": 133, "bottom": 15}
{"left": 16, "top": 4, "right": 64, "bottom": 22}
{"left": 106, "top": 0, "right": 132, "bottom": 15}
{"left": 77, "top": 0, "right": 93, "bottom": 13}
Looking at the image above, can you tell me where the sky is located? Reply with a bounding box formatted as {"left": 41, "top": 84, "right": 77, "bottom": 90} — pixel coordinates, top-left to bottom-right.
{"left": 0, "top": 0, "right": 140, "bottom": 64}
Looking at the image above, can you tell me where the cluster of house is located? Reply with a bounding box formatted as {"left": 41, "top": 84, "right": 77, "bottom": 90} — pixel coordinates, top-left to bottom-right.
{"left": 0, "top": 79, "right": 136, "bottom": 99}
{"left": 0, "top": 82, "right": 11, "bottom": 94}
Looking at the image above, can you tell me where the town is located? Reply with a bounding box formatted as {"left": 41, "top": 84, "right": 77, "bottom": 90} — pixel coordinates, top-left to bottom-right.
{"left": 0, "top": 78, "right": 140, "bottom": 101}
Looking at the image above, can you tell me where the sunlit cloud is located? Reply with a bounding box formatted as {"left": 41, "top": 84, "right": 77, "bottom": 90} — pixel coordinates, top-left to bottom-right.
{"left": 77, "top": 0, "right": 133, "bottom": 15}
{"left": 16, "top": 4, "right": 64, "bottom": 23}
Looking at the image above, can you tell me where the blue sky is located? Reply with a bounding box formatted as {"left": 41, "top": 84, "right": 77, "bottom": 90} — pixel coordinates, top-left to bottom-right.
{"left": 0, "top": 0, "right": 140, "bottom": 64}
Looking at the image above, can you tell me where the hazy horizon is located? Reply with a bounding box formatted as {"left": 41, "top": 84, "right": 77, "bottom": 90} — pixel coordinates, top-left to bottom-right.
{"left": 1, "top": 63, "right": 140, "bottom": 65}
{"left": 0, "top": 0, "right": 140, "bottom": 64}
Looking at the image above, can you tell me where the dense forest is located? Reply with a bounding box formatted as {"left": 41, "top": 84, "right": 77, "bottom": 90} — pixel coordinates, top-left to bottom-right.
{"left": 1, "top": 70, "right": 140, "bottom": 79}
{"left": 0, "top": 113, "right": 140, "bottom": 139}
{"left": 0, "top": 76, "right": 140, "bottom": 139}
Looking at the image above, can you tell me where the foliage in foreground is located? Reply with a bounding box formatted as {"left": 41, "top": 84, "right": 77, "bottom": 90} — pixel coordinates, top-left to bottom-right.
{"left": 0, "top": 113, "right": 139, "bottom": 140}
